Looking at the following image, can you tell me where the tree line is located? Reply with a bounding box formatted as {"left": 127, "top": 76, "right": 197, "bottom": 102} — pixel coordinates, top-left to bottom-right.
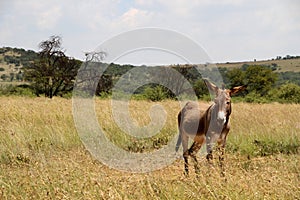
{"left": 0, "top": 36, "right": 300, "bottom": 103}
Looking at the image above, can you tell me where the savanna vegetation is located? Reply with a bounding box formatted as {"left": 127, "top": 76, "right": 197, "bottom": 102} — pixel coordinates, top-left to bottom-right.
{"left": 0, "top": 36, "right": 299, "bottom": 199}
{"left": 0, "top": 97, "right": 299, "bottom": 199}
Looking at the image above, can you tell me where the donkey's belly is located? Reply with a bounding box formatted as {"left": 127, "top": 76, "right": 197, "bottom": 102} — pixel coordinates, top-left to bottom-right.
{"left": 181, "top": 101, "right": 206, "bottom": 136}
{"left": 182, "top": 111, "right": 203, "bottom": 136}
{"left": 183, "top": 120, "right": 199, "bottom": 135}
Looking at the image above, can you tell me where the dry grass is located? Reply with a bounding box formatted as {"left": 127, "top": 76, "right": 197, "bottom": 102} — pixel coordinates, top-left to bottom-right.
{"left": 216, "top": 57, "right": 300, "bottom": 72}
{"left": 0, "top": 97, "right": 299, "bottom": 199}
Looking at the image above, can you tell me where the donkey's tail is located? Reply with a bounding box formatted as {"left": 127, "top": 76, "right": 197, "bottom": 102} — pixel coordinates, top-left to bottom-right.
{"left": 175, "top": 133, "right": 181, "bottom": 152}
{"left": 175, "top": 111, "right": 182, "bottom": 152}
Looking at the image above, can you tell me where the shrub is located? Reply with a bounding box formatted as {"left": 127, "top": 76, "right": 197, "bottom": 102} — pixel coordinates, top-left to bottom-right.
{"left": 271, "top": 83, "right": 300, "bottom": 103}
{"left": 193, "top": 79, "right": 209, "bottom": 98}
{"left": 143, "top": 85, "right": 168, "bottom": 101}
{"left": 0, "top": 84, "right": 35, "bottom": 97}
{"left": 0, "top": 74, "right": 7, "bottom": 81}
{"left": 244, "top": 92, "right": 270, "bottom": 103}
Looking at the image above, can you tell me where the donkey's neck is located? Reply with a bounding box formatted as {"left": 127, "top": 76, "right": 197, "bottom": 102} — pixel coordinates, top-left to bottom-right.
{"left": 206, "top": 103, "right": 229, "bottom": 133}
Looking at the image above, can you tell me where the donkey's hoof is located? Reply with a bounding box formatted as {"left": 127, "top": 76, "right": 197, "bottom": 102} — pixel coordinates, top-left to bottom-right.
{"left": 184, "top": 170, "right": 189, "bottom": 177}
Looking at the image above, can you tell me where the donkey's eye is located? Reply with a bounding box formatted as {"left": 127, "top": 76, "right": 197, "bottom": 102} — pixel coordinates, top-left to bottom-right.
{"left": 226, "top": 101, "right": 230, "bottom": 105}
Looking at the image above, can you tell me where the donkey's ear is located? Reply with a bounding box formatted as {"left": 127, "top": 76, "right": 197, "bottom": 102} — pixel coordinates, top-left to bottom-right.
{"left": 229, "top": 85, "right": 246, "bottom": 96}
{"left": 204, "top": 79, "right": 219, "bottom": 95}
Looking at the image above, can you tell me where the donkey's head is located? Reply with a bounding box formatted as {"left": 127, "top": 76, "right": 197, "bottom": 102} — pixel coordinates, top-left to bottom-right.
{"left": 204, "top": 80, "right": 246, "bottom": 125}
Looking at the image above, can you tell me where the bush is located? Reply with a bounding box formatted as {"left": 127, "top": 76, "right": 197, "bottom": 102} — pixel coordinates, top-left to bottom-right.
{"left": 244, "top": 92, "right": 270, "bottom": 103}
{"left": 270, "top": 83, "right": 300, "bottom": 103}
{"left": 0, "top": 74, "right": 7, "bottom": 81}
{"left": 0, "top": 84, "right": 35, "bottom": 97}
{"left": 193, "top": 79, "right": 209, "bottom": 98}
{"left": 143, "top": 86, "right": 168, "bottom": 101}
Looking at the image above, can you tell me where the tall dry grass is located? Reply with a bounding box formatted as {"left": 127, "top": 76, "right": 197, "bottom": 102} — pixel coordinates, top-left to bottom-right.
{"left": 0, "top": 97, "right": 299, "bottom": 199}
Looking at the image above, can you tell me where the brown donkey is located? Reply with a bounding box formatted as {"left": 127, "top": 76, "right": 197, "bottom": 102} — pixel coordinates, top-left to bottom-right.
{"left": 176, "top": 80, "right": 245, "bottom": 175}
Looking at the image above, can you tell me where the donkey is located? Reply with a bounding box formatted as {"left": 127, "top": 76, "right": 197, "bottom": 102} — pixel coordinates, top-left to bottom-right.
{"left": 176, "top": 80, "right": 245, "bottom": 175}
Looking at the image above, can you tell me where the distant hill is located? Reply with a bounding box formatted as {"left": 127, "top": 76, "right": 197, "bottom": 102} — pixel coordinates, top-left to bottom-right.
{"left": 215, "top": 56, "right": 300, "bottom": 72}
{"left": 1, "top": 46, "right": 300, "bottom": 83}
{"left": 0, "top": 47, "right": 39, "bottom": 82}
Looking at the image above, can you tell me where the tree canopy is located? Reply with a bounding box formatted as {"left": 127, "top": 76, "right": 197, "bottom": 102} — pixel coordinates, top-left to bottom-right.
{"left": 25, "top": 36, "right": 81, "bottom": 98}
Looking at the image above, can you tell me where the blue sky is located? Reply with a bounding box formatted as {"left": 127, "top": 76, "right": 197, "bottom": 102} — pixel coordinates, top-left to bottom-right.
{"left": 0, "top": 0, "right": 299, "bottom": 64}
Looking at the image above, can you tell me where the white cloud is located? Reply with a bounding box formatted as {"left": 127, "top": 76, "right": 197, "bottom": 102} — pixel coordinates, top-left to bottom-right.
{"left": 255, "top": 2, "right": 300, "bottom": 33}
{"left": 1, "top": 1, "right": 63, "bottom": 31}
{"left": 153, "top": 0, "right": 200, "bottom": 17}
{"left": 0, "top": 0, "right": 299, "bottom": 62}
{"left": 119, "top": 8, "right": 154, "bottom": 27}
{"left": 134, "top": 0, "right": 155, "bottom": 7}
{"left": 36, "top": 6, "right": 62, "bottom": 30}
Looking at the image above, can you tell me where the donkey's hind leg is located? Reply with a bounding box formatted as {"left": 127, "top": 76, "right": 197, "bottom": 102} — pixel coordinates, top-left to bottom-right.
{"left": 188, "top": 138, "right": 204, "bottom": 174}
{"left": 181, "top": 134, "right": 189, "bottom": 176}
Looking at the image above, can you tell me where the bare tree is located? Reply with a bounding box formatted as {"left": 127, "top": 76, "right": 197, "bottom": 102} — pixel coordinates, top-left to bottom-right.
{"left": 25, "top": 35, "right": 81, "bottom": 98}
{"left": 75, "top": 51, "right": 112, "bottom": 96}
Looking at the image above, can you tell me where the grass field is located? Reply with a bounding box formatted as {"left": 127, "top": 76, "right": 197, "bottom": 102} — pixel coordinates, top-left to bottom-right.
{"left": 0, "top": 97, "right": 299, "bottom": 199}
{"left": 215, "top": 57, "right": 300, "bottom": 72}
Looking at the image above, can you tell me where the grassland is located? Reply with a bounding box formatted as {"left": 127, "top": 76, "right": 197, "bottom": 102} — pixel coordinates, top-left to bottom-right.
{"left": 215, "top": 57, "right": 300, "bottom": 72}
{"left": 0, "top": 97, "right": 299, "bottom": 199}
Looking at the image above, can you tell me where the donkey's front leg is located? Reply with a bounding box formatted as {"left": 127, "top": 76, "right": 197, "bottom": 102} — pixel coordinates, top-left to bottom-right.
{"left": 217, "top": 143, "right": 226, "bottom": 177}
{"left": 206, "top": 132, "right": 215, "bottom": 164}
{"left": 217, "top": 129, "right": 229, "bottom": 177}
